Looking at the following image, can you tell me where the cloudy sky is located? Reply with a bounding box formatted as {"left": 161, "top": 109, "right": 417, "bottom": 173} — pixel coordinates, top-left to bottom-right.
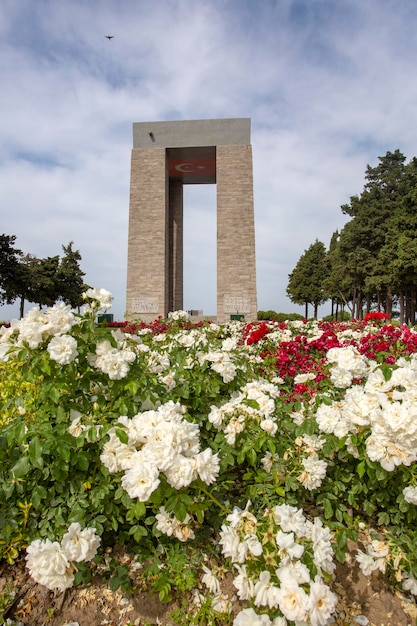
{"left": 2, "top": 0, "right": 417, "bottom": 321}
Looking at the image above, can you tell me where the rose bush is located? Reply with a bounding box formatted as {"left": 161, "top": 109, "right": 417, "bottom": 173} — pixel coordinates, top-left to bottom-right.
{"left": 1, "top": 292, "right": 417, "bottom": 624}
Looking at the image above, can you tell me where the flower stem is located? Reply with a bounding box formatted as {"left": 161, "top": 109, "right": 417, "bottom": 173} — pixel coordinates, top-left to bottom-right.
{"left": 198, "top": 485, "right": 228, "bottom": 514}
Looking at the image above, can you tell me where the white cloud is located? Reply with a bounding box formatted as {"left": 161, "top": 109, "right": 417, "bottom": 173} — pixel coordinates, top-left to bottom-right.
{"left": 2, "top": 0, "right": 417, "bottom": 320}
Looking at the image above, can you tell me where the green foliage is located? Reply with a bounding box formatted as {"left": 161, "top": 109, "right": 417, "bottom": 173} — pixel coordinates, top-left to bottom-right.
{"left": 257, "top": 310, "right": 304, "bottom": 322}
{"left": 142, "top": 542, "right": 200, "bottom": 602}
{"left": 0, "top": 234, "right": 85, "bottom": 316}
{"left": 0, "top": 234, "right": 22, "bottom": 306}
{"left": 108, "top": 564, "right": 133, "bottom": 593}
{"left": 169, "top": 596, "right": 234, "bottom": 626}
{"left": 322, "top": 311, "right": 351, "bottom": 322}
{"left": 287, "top": 239, "right": 329, "bottom": 318}
{"left": 58, "top": 241, "right": 86, "bottom": 308}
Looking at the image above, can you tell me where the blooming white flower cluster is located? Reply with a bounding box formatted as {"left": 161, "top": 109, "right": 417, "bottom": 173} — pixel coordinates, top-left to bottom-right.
{"left": 201, "top": 564, "right": 221, "bottom": 594}
{"left": 88, "top": 330, "right": 137, "bottom": 380}
{"left": 155, "top": 506, "right": 195, "bottom": 542}
{"left": 355, "top": 537, "right": 390, "bottom": 575}
{"left": 0, "top": 302, "right": 77, "bottom": 361}
{"left": 25, "top": 523, "right": 101, "bottom": 591}
{"left": 208, "top": 379, "right": 280, "bottom": 445}
{"left": 297, "top": 455, "right": 328, "bottom": 491}
{"left": 82, "top": 287, "right": 113, "bottom": 311}
{"left": 100, "top": 401, "right": 220, "bottom": 501}
{"left": 172, "top": 328, "right": 208, "bottom": 349}
{"left": 219, "top": 503, "right": 337, "bottom": 625}
{"left": 147, "top": 350, "right": 170, "bottom": 373}
{"left": 326, "top": 346, "right": 370, "bottom": 388}
{"left": 204, "top": 349, "right": 238, "bottom": 383}
{"left": 168, "top": 309, "right": 190, "bottom": 321}
{"left": 402, "top": 572, "right": 417, "bottom": 595}
{"left": 316, "top": 355, "right": 417, "bottom": 470}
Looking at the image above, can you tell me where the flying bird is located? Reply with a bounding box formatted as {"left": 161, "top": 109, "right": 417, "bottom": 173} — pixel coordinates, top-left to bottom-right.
{"left": 105, "top": 35, "right": 114, "bottom": 40}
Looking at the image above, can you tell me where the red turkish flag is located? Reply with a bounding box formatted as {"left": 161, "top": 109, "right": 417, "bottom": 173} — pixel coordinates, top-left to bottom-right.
{"left": 168, "top": 157, "right": 216, "bottom": 178}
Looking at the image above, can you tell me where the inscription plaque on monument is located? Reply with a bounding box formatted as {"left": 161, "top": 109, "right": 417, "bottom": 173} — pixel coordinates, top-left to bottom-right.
{"left": 131, "top": 297, "right": 159, "bottom": 314}
{"left": 223, "top": 296, "right": 251, "bottom": 314}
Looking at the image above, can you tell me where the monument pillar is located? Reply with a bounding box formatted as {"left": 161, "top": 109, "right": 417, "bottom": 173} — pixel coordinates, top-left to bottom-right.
{"left": 216, "top": 144, "right": 257, "bottom": 323}
{"left": 126, "top": 118, "right": 257, "bottom": 322}
{"left": 168, "top": 179, "right": 183, "bottom": 313}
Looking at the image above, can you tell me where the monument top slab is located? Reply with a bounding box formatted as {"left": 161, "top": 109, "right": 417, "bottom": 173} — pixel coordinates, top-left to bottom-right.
{"left": 133, "top": 117, "right": 250, "bottom": 149}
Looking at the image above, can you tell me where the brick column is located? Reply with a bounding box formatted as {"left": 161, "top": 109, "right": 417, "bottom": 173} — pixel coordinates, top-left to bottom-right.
{"left": 168, "top": 179, "right": 184, "bottom": 313}
{"left": 126, "top": 148, "right": 169, "bottom": 321}
{"left": 216, "top": 144, "right": 257, "bottom": 323}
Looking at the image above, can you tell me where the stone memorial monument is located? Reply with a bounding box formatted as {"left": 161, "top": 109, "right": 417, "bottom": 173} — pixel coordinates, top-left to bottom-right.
{"left": 126, "top": 117, "right": 257, "bottom": 322}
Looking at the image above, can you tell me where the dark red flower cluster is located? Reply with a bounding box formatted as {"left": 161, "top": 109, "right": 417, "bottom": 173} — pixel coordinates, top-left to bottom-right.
{"left": 107, "top": 318, "right": 170, "bottom": 335}
{"left": 254, "top": 329, "right": 344, "bottom": 402}
{"left": 357, "top": 324, "right": 417, "bottom": 362}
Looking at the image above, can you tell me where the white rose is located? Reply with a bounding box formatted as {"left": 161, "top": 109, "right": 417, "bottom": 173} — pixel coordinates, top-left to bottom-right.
{"left": 26, "top": 539, "right": 73, "bottom": 591}
{"left": 260, "top": 419, "right": 278, "bottom": 435}
{"left": 84, "top": 287, "right": 113, "bottom": 310}
{"left": 47, "top": 335, "right": 78, "bottom": 365}
{"left": 121, "top": 462, "right": 160, "bottom": 501}
{"left": 61, "top": 523, "right": 101, "bottom": 562}
{"left": 403, "top": 486, "right": 417, "bottom": 505}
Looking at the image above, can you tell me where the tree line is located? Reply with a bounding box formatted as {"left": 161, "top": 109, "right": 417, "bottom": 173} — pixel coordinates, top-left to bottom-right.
{"left": 0, "top": 235, "right": 85, "bottom": 318}
{"left": 287, "top": 149, "right": 417, "bottom": 324}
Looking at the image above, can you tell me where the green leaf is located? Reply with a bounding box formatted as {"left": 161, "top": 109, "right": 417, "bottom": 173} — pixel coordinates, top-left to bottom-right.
{"left": 58, "top": 443, "right": 71, "bottom": 462}
{"left": 357, "top": 461, "right": 366, "bottom": 478}
{"left": 336, "top": 528, "right": 348, "bottom": 549}
{"left": 40, "top": 359, "right": 51, "bottom": 375}
{"left": 363, "top": 500, "right": 376, "bottom": 517}
{"left": 11, "top": 456, "right": 31, "bottom": 478}
{"left": 248, "top": 447, "right": 257, "bottom": 466}
{"left": 129, "top": 524, "right": 148, "bottom": 542}
{"left": 76, "top": 454, "right": 90, "bottom": 471}
{"left": 158, "top": 582, "right": 172, "bottom": 602}
{"left": 12, "top": 422, "right": 27, "bottom": 445}
{"left": 375, "top": 466, "right": 388, "bottom": 481}
{"left": 179, "top": 493, "right": 194, "bottom": 507}
{"left": 377, "top": 511, "right": 391, "bottom": 525}
{"left": 32, "top": 485, "right": 47, "bottom": 508}
{"left": 115, "top": 428, "right": 129, "bottom": 445}
{"left": 73, "top": 562, "right": 92, "bottom": 586}
{"left": 28, "top": 438, "right": 44, "bottom": 469}
{"left": 173, "top": 501, "right": 187, "bottom": 522}
{"left": 126, "top": 501, "right": 146, "bottom": 521}
{"left": 124, "top": 380, "right": 140, "bottom": 395}
{"left": 48, "top": 386, "right": 60, "bottom": 403}
{"left": 335, "top": 546, "right": 347, "bottom": 563}
{"left": 399, "top": 499, "right": 410, "bottom": 513}
{"left": 323, "top": 499, "right": 333, "bottom": 519}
